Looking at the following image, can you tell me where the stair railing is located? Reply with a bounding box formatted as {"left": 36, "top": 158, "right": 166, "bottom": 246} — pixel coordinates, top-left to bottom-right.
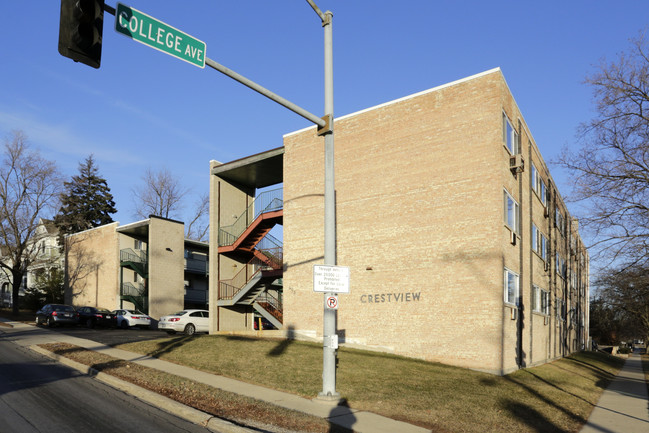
{"left": 218, "top": 256, "right": 270, "bottom": 300}
{"left": 256, "top": 291, "right": 283, "bottom": 322}
{"left": 121, "top": 282, "right": 146, "bottom": 297}
{"left": 219, "top": 188, "right": 283, "bottom": 247}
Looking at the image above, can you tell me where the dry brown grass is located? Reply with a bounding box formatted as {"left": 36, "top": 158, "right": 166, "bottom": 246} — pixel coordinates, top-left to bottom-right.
{"left": 35, "top": 332, "right": 628, "bottom": 433}
{"left": 116, "top": 335, "right": 625, "bottom": 433}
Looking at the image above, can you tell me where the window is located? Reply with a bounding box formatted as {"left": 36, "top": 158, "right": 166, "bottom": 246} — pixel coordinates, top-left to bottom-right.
{"left": 532, "top": 285, "right": 550, "bottom": 315}
{"left": 556, "top": 298, "right": 566, "bottom": 321}
{"left": 503, "top": 113, "right": 519, "bottom": 154}
{"left": 556, "top": 253, "right": 566, "bottom": 278}
{"left": 555, "top": 208, "right": 566, "bottom": 236}
{"left": 504, "top": 190, "right": 519, "bottom": 232}
{"left": 531, "top": 163, "right": 547, "bottom": 206}
{"left": 504, "top": 268, "right": 519, "bottom": 306}
{"left": 532, "top": 224, "right": 548, "bottom": 261}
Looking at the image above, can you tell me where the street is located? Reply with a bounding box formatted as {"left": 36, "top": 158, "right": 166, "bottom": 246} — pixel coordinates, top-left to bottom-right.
{"left": 0, "top": 337, "right": 213, "bottom": 432}
{"left": 43, "top": 323, "right": 172, "bottom": 346}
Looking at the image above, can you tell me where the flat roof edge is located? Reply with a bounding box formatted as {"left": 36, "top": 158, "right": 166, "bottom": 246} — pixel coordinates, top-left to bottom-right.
{"left": 211, "top": 146, "right": 284, "bottom": 175}
{"left": 283, "top": 67, "right": 503, "bottom": 138}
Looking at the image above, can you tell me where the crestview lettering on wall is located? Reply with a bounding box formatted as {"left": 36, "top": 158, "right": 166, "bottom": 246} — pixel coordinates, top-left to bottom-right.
{"left": 360, "top": 292, "right": 421, "bottom": 303}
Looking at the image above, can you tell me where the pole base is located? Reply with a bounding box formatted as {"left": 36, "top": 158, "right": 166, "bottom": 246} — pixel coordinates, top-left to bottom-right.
{"left": 316, "top": 391, "right": 341, "bottom": 403}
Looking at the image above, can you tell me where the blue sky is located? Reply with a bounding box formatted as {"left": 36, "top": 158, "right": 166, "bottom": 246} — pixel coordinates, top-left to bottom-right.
{"left": 1, "top": 1, "right": 648, "bottom": 227}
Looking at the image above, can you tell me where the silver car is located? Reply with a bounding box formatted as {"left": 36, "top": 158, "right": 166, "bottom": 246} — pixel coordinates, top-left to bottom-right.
{"left": 158, "top": 309, "right": 209, "bottom": 335}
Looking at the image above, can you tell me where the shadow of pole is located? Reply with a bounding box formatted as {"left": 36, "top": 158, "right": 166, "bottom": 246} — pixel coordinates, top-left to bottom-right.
{"left": 268, "top": 325, "right": 295, "bottom": 357}
{"left": 327, "top": 398, "right": 356, "bottom": 433}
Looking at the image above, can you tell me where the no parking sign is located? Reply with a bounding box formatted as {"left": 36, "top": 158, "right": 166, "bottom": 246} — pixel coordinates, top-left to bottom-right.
{"left": 326, "top": 295, "right": 338, "bottom": 310}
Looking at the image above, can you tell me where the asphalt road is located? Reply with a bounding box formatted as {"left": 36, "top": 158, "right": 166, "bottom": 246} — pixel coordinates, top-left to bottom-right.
{"left": 0, "top": 338, "right": 212, "bottom": 432}
{"left": 42, "top": 323, "right": 172, "bottom": 346}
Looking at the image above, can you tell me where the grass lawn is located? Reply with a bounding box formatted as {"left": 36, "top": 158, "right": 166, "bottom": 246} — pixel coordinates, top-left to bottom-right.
{"left": 1, "top": 309, "right": 631, "bottom": 432}
{"left": 113, "top": 334, "right": 625, "bottom": 433}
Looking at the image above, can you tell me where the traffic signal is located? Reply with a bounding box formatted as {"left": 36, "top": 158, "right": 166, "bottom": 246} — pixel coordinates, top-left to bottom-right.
{"left": 58, "top": 0, "right": 105, "bottom": 69}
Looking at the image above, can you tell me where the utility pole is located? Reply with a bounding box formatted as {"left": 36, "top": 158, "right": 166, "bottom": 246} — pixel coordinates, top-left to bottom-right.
{"left": 306, "top": 0, "right": 339, "bottom": 401}
{"left": 63, "top": 0, "right": 340, "bottom": 400}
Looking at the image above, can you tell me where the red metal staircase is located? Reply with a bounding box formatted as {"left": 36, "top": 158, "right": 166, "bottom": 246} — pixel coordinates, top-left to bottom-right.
{"left": 217, "top": 189, "right": 283, "bottom": 328}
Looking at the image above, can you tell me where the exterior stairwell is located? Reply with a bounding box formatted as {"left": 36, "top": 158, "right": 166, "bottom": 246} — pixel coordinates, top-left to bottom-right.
{"left": 119, "top": 248, "right": 148, "bottom": 313}
{"left": 218, "top": 188, "right": 283, "bottom": 328}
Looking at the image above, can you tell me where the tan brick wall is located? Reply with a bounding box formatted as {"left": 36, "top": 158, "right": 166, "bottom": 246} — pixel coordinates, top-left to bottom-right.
{"left": 148, "top": 216, "right": 185, "bottom": 319}
{"left": 283, "top": 70, "right": 514, "bottom": 372}
{"left": 281, "top": 69, "right": 589, "bottom": 374}
{"left": 65, "top": 223, "right": 120, "bottom": 309}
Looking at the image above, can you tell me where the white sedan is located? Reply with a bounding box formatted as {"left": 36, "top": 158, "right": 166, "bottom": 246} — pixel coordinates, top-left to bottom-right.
{"left": 158, "top": 309, "right": 209, "bottom": 335}
{"left": 112, "top": 309, "right": 152, "bottom": 329}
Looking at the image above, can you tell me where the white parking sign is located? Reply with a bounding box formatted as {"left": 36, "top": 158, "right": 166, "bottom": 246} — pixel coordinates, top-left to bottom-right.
{"left": 313, "top": 265, "right": 350, "bottom": 293}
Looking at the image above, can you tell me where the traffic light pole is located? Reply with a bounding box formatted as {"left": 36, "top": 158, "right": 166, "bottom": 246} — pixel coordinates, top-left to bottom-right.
{"left": 206, "top": 1, "right": 339, "bottom": 400}
{"left": 309, "top": 1, "right": 339, "bottom": 401}
{"left": 102, "top": 0, "right": 339, "bottom": 401}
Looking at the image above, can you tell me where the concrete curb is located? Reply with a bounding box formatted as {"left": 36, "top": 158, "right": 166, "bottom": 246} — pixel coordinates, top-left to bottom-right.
{"left": 30, "top": 345, "right": 254, "bottom": 433}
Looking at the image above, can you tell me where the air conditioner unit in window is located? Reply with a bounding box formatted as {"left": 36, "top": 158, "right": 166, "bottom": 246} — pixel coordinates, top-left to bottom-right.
{"left": 544, "top": 206, "right": 549, "bottom": 218}
{"left": 510, "top": 230, "right": 517, "bottom": 245}
{"left": 510, "top": 154, "right": 525, "bottom": 173}
{"left": 511, "top": 308, "right": 518, "bottom": 320}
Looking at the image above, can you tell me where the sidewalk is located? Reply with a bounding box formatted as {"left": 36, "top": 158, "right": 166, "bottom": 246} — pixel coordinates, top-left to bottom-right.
{"left": 0, "top": 319, "right": 430, "bottom": 433}
{"left": 580, "top": 354, "right": 649, "bottom": 433}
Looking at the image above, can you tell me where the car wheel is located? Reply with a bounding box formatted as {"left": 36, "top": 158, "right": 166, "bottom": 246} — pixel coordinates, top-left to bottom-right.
{"left": 47, "top": 317, "right": 55, "bottom": 327}
{"left": 120, "top": 320, "right": 129, "bottom": 329}
{"left": 86, "top": 318, "right": 94, "bottom": 329}
{"left": 184, "top": 323, "right": 196, "bottom": 336}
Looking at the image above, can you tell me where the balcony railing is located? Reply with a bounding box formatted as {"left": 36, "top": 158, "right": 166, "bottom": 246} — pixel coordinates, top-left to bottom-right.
{"left": 120, "top": 248, "right": 147, "bottom": 265}
{"left": 185, "top": 257, "right": 208, "bottom": 274}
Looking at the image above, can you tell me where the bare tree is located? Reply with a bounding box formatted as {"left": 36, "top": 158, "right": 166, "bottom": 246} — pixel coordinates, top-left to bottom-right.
{"left": 132, "top": 168, "right": 209, "bottom": 241}
{"left": 185, "top": 192, "right": 209, "bottom": 242}
{"left": 595, "top": 265, "right": 649, "bottom": 344}
{"left": 0, "top": 131, "right": 62, "bottom": 313}
{"left": 132, "top": 168, "right": 188, "bottom": 220}
{"left": 557, "top": 33, "right": 649, "bottom": 268}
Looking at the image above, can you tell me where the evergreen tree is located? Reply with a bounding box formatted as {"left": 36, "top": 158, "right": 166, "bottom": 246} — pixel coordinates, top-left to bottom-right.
{"left": 55, "top": 155, "right": 117, "bottom": 236}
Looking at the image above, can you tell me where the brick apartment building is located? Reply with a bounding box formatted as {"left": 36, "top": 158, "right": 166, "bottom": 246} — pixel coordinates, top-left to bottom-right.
{"left": 209, "top": 68, "right": 589, "bottom": 374}
{"left": 64, "top": 215, "right": 208, "bottom": 320}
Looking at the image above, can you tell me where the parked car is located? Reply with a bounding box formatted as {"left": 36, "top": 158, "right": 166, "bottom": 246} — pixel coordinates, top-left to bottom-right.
{"left": 253, "top": 316, "right": 276, "bottom": 330}
{"left": 76, "top": 306, "right": 117, "bottom": 328}
{"left": 158, "top": 309, "right": 209, "bottom": 335}
{"left": 35, "top": 304, "right": 78, "bottom": 327}
{"left": 112, "top": 309, "right": 151, "bottom": 329}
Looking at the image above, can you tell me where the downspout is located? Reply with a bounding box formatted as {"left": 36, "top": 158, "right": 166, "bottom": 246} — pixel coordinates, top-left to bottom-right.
{"left": 216, "top": 181, "right": 221, "bottom": 332}
{"left": 516, "top": 120, "right": 525, "bottom": 369}
{"left": 527, "top": 139, "right": 534, "bottom": 364}
{"left": 548, "top": 180, "right": 555, "bottom": 359}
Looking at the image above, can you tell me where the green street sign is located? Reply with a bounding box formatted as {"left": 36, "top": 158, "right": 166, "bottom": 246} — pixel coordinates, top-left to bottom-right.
{"left": 115, "top": 3, "right": 206, "bottom": 68}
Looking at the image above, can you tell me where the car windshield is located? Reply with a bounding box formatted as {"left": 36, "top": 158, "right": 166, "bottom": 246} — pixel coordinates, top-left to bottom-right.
{"left": 96, "top": 308, "right": 112, "bottom": 313}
